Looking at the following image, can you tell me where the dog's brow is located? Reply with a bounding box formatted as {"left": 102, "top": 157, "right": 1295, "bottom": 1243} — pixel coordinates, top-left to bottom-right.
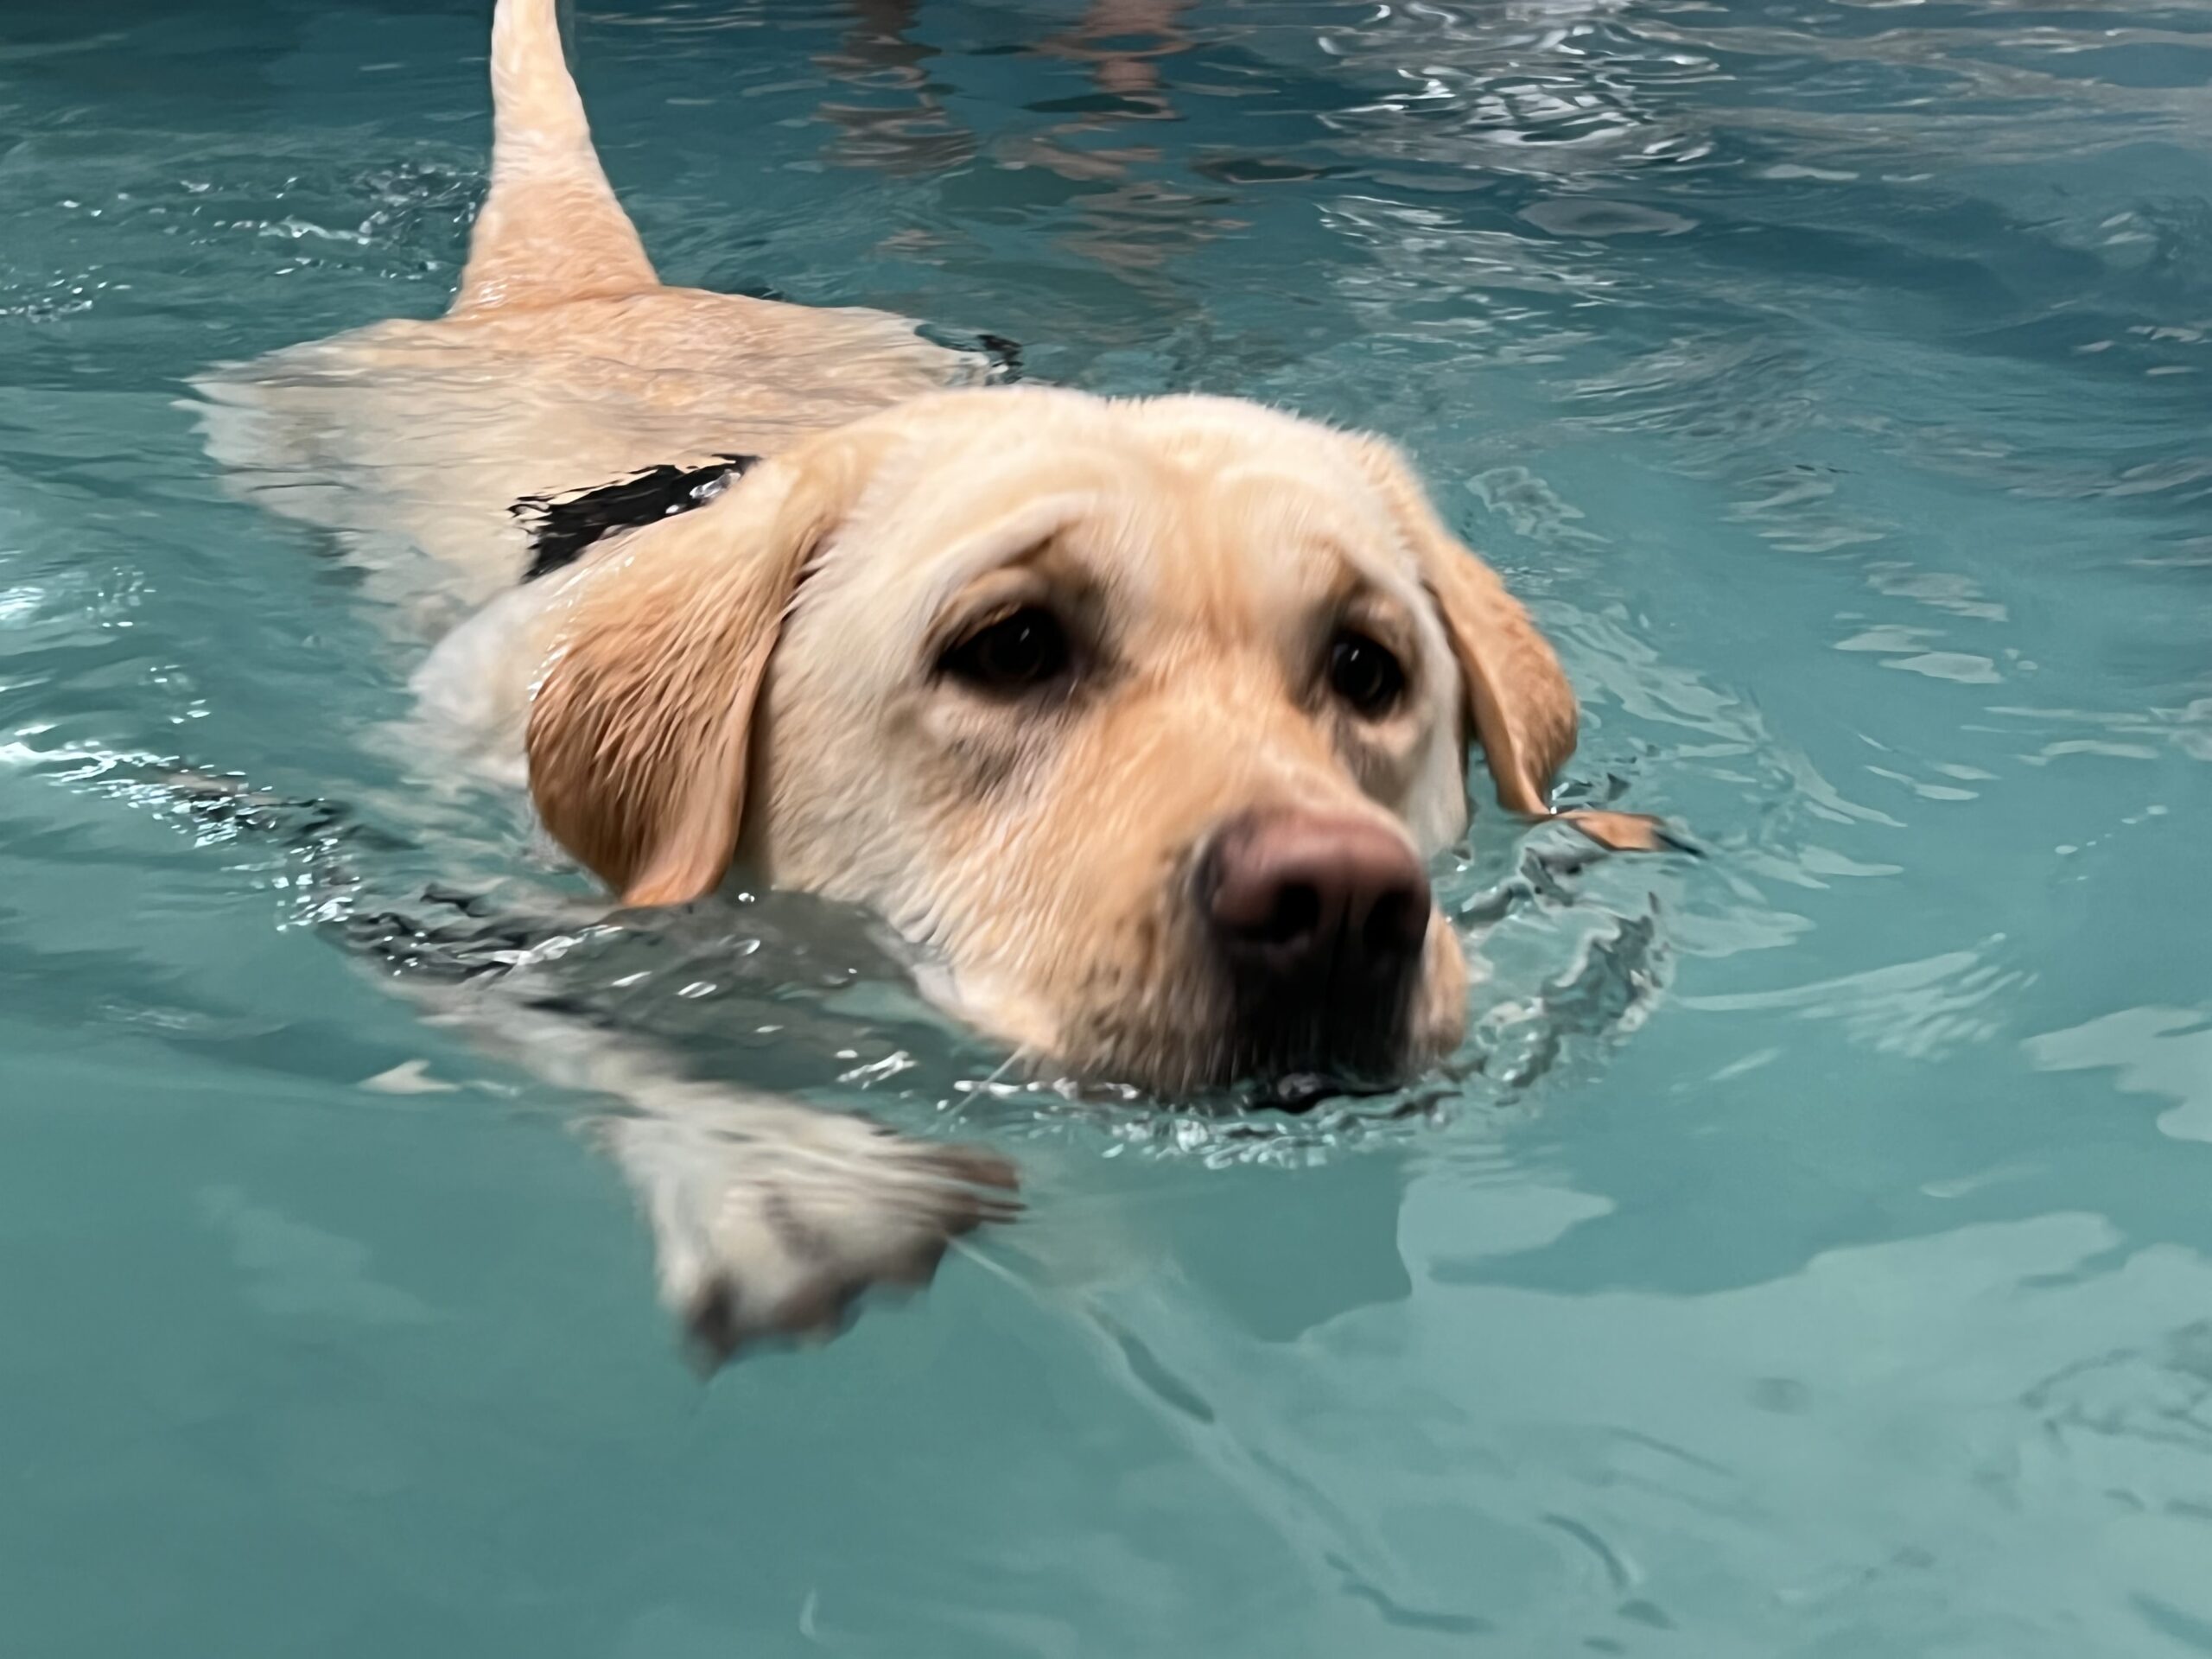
{"left": 1215, "top": 461, "right": 1332, "bottom": 496}
{"left": 923, "top": 492, "right": 1098, "bottom": 607}
{"left": 1319, "top": 551, "right": 1370, "bottom": 610}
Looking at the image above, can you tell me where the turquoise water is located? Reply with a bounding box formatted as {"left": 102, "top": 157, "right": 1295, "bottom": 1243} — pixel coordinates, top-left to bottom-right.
{"left": 3, "top": 0, "right": 2210, "bottom": 1651}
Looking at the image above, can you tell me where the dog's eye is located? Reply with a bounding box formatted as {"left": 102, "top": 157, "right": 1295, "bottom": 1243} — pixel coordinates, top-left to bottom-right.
{"left": 1327, "top": 628, "right": 1407, "bottom": 718}
{"left": 940, "top": 606, "right": 1073, "bottom": 694}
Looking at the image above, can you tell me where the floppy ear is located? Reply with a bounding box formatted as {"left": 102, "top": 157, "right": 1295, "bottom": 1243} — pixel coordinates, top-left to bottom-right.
{"left": 527, "top": 426, "right": 891, "bottom": 906}
{"left": 1357, "top": 438, "right": 1666, "bottom": 853}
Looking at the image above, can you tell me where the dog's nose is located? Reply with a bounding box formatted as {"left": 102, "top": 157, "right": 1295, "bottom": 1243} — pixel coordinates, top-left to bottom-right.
{"left": 1202, "top": 809, "right": 1432, "bottom": 983}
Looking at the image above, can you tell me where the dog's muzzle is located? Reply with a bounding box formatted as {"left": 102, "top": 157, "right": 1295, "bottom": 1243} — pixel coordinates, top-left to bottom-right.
{"left": 1194, "top": 807, "right": 1432, "bottom": 1084}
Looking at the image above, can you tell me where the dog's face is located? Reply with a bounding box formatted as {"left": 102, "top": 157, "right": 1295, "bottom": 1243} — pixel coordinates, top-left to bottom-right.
{"left": 529, "top": 388, "right": 1642, "bottom": 1091}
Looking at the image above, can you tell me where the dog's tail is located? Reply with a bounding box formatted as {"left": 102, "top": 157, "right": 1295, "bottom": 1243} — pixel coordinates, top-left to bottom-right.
{"left": 450, "top": 0, "right": 658, "bottom": 315}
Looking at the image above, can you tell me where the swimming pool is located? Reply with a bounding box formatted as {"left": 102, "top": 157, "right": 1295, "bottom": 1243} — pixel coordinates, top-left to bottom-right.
{"left": 3, "top": 0, "right": 2209, "bottom": 1651}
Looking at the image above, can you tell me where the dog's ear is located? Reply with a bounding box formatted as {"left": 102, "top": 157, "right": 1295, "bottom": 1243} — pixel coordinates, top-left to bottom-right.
{"left": 1357, "top": 437, "right": 1666, "bottom": 853}
{"left": 528, "top": 427, "right": 893, "bottom": 906}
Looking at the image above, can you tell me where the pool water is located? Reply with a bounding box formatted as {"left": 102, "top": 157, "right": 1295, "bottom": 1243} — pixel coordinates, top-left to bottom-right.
{"left": 4, "top": 0, "right": 2210, "bottom": 1651}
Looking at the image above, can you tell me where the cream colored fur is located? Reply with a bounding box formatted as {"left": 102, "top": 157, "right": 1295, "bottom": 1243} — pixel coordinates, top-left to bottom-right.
{"left": 195, "top": 0, "right": 1658, "bottom": 1359}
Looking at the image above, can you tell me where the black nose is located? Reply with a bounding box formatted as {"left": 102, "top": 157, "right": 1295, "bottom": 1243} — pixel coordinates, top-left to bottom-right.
{"left": 1200, "top": 809, "right": 1432, "bottom": 988}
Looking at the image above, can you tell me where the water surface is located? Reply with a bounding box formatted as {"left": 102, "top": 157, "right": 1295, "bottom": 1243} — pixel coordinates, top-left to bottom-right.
{"left": 3, "top": 1, "right": 2210, "bottom": 1653}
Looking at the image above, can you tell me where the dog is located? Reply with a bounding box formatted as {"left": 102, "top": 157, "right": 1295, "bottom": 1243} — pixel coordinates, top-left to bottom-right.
{"left": 194, "top": 0, "right": 1663, "bottom": 1361}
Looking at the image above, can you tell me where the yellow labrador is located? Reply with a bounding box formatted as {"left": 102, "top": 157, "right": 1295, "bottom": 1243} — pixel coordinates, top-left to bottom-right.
{"left": 196, "top": 0, "right": 1661, "bottom": 1359}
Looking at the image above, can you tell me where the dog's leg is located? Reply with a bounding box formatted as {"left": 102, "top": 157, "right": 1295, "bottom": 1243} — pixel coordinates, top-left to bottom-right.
{"left": 428, "top": 986, "right": 1020, "bottom": 1368}
{"left": 150, "top": 774, "right": 1020, "bottom": 1367}
{"left": 453, "top": 0, "right": 659, "bottom": 315}
{"left": 599, "top": 1077, "right": 1020, "bottom": 1368}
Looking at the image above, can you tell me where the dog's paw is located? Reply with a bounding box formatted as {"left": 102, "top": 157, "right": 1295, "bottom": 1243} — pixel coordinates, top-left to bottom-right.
{"left": 608, "top": 1099, "right": 1020, "bottom": 1368}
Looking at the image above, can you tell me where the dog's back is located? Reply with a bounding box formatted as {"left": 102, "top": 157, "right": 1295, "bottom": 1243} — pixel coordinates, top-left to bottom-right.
{"left": 192, "top": 0, "right": 990, "bottom": 619}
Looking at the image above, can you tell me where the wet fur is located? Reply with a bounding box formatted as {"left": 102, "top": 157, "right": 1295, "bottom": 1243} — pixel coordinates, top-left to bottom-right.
{"left": 193, "top": 0, "right": 1660, "bottom": 1359}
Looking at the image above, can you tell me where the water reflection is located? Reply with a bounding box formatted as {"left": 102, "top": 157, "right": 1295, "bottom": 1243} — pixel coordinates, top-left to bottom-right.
{"left": 813, "top": 0, "right": 976, "bottom": 175}
{"left": 816, "top": 0, "right": 1222, "bottom": 285}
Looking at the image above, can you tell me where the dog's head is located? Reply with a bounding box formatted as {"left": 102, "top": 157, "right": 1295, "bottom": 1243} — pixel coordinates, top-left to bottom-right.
{"left": 527, "top": 388, "right": 1656, "bottom": 1092}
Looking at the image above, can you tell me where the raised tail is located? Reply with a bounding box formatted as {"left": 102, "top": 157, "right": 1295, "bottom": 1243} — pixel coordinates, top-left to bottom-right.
{"left": 450, "top": 0, "right": 658, "bottom": 315}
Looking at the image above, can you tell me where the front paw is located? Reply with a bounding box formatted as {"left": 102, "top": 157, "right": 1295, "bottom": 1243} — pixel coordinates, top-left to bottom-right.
{"left": 612, "top": 1103, "right": 1020, "bottom": 1367}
